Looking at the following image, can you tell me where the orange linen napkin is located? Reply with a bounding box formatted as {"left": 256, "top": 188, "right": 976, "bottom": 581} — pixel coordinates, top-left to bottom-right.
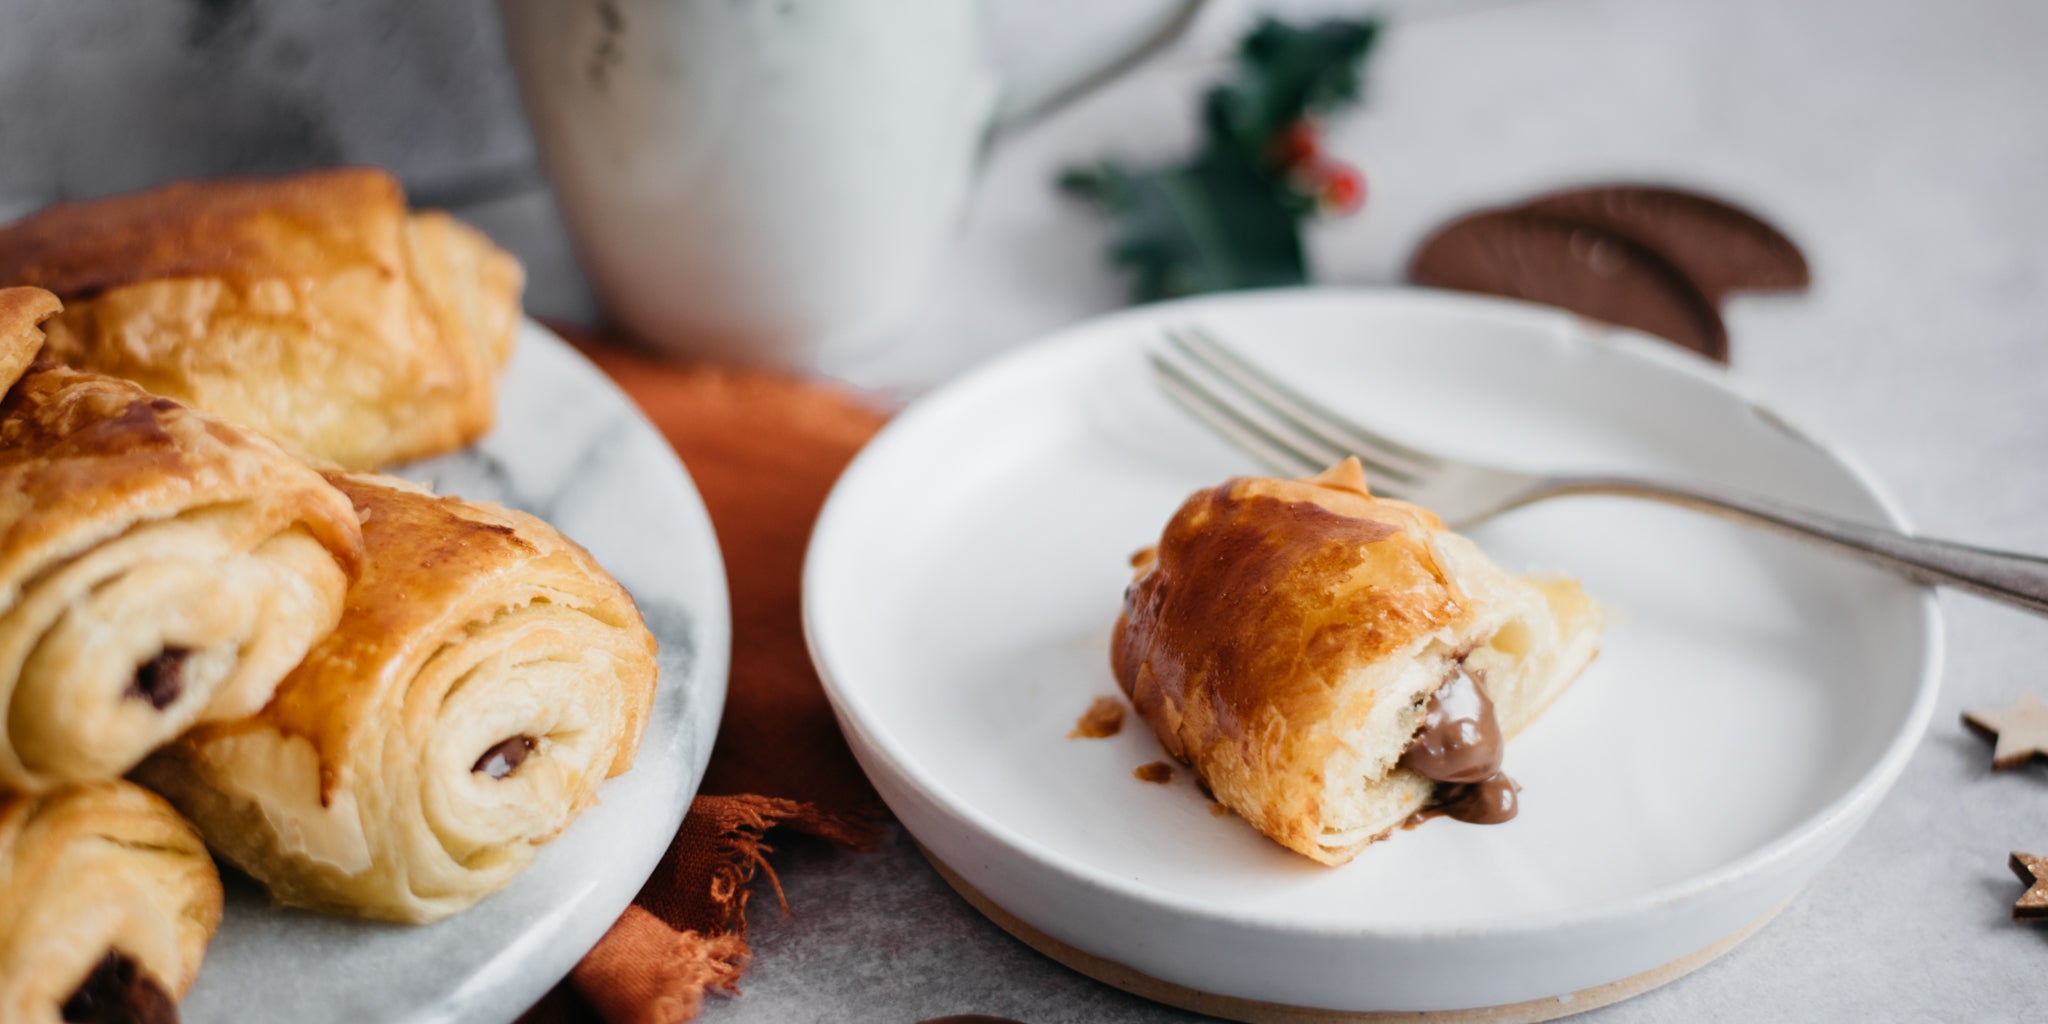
{"left": 519, "top": 330, "right": 893, "bottom": 1024}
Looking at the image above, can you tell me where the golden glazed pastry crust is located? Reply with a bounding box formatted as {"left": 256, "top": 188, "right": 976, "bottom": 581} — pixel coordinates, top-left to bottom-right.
{"left": 0, "top": 287, "right": 59, "bottom": 393}
{"left": 0, "top": 168, "right": 523, "bottom": 470}
{"left": 1112, "top": 460, "right": 1601, "bottom": 864}
{"left": 0, "top": 781, "right": 222, "bottom": 1024}
{"left": 141, "top": 474, "right": 660, "bottom": 923}
{"left": 0, "top": 288, "right": 365, "bottom": 793}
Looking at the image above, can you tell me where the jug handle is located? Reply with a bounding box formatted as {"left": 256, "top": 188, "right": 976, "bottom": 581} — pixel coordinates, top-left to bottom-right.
{"left": 991, "top": 0, "right": 1210, "bottom": 129}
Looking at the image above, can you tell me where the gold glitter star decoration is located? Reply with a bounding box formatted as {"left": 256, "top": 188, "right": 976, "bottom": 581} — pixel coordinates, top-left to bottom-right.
{"left": 2010, "top": 853, "right": 2048, "bottom": 922}
{"left": 1962, "top": 691, "right": 2048, "bottom": 770}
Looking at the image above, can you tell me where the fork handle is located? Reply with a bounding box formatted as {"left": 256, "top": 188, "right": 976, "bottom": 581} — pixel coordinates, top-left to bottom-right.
{"left": 1532, "top": 475, "right": 2048, "bottom": 616}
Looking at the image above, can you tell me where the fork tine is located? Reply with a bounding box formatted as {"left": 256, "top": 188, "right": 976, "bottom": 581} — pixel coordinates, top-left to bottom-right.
{"left": 1160, "top": 328, "right": 1422, "bottom": 488}
{"left": 1149, "top": 353, "right": 1329, "bottom": 477}
{"left": 1169, "top": 325, "right": 1443, "bottom": 478}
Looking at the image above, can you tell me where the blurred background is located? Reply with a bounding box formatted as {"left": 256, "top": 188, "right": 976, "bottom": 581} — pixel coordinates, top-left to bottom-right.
{"left": 11, "top": 0, "right": 2041, "bottom": 395}
{"left": 1, "top": 0, "right": 1277, "bottom": 334}
{"left": 12, "top": 0, "right": 2031, "bottom": 385}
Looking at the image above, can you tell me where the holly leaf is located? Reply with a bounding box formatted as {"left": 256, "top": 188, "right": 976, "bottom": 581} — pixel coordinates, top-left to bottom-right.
{"left": 1061, "top": 17, "right": 1380, "bottom": 303}
{"left": 1205, "top": 19, "right": 1380, "bottom": 162}
{"left": 1061, "top": 154, "right": 1307, "bottom": 302}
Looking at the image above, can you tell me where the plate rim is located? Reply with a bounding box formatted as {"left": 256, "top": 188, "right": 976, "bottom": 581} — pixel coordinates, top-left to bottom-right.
{"left": 804, "top": 285, "right": 1943, "bottom": 941}
{"left": 492, "top": 315, "right": 734, "bottom": 986}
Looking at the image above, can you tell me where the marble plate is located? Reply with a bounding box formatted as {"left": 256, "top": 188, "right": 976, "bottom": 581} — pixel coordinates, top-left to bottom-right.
{"left": 804, "top": 288, "right": 1940, "bottom": 1015}
{"left": 179, "top": 320, "right": 730, "bottom": 1024}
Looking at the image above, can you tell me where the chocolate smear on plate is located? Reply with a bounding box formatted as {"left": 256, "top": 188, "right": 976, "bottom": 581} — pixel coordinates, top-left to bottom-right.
{"left": 1133, "top": 761, "right": 1175, "bottom": 784}
{"left": 1068, "top": 696, "right": 1125, "bottom": 739}
{"left": 1411, "top": 210, "right": 1729, "bottom": 362}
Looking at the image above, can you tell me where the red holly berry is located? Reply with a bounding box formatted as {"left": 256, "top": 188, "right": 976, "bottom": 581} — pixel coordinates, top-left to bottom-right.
{"left": 1314, "top": 160, "right": 1366, "bottom": 215}
{"left": 1269, "top": 120, "right": 1321, "bottom": 169}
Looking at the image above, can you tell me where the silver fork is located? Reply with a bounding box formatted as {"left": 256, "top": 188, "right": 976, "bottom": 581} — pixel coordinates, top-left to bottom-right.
{"left": 1152, "top": 325, "right": 2048, "bottom": 617}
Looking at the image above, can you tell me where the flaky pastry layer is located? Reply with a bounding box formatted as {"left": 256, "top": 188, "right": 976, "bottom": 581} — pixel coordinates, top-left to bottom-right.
{"left": 0, "top": 781, "right": 222, "bottom": 1024}
{"left": 0, "top": 168, "right": 523, "bottom": 470}
{"left": 140, "top": 474, "right": 658, "bottom": 922}
{"left": 0, "top": 288, "right": 364, "bottom": 792}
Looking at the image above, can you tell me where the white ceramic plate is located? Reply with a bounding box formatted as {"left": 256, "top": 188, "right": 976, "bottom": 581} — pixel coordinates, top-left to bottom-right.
{"left": 178, "top": 320, "right": 730, "bottom": 1024}
{"left": 805, "top": 289, "right": 1940, "bottom": 1013}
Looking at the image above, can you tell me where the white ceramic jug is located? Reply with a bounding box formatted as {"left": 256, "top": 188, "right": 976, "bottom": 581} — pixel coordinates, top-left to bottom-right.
{"left": 500, "top": 0, "right": 1202, "bottom": 369}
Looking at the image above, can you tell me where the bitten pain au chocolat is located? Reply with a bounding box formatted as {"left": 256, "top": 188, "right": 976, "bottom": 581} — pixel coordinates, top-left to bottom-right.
{"left": 1111, "top": 459, "right": 1602, "bottom": 864}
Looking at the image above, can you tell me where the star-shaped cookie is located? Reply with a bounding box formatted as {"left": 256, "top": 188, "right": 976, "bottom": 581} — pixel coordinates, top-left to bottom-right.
{"left": 2010, "top": 853, "right": 2048, "bottom": 921}
{"left": 1962, "top": 692, "right": 2048, "bottom": 770}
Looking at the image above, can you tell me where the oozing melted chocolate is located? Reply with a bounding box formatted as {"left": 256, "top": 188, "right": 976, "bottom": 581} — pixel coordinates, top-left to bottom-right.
{"left": 125, "top": 648, "right": 190, "bottom": 710}
{"left": 1398, "top": 666, "right": 1502, "bottom": 784}
{"left": 472, "top": 736, "right": 536, "bottom": 779}
{"left": 1431, "top": 774, "right": 1522, "bottom": 825}
{"left": 61, "top": 950, "right": 177, "bottom": 1024}
{"left": 1399, "top": 663, "right": 1521, "bottom": 825}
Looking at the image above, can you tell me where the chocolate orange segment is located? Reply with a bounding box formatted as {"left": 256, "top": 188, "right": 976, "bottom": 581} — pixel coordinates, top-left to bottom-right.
{"left": 1410, "top": 210, "right": 1728, "bottom": 362}
{"left": 1520, "top": 185, "right": 1809, "bottom": 301}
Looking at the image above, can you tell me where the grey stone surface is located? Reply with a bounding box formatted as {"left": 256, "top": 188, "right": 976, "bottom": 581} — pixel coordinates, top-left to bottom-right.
{"left": 5, "top": 0, "right": 2047, "bottom": 1019}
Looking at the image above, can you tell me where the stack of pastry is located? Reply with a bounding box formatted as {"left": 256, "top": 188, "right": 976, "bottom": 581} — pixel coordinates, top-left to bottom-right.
{"left": 0, "top": 170, "right": 661, "bottom": 1020}
{"left": 0, "top": 167, "right": 522, "bottom": 470}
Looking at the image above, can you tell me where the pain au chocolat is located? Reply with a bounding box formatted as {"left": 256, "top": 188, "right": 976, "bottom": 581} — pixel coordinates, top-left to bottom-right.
{"left": 138, "top": 473, "right": 658, "bottom": 923}
{"left": 1111, "top": 459, "right": 1601, "bottom": 865}
{"left": 0, "top": 167, "right": 523, "bottom": 471}
{"left": 0, "top": 287, "right": 364, "bottom": 794}
{"left": 0, "top": 781, "right": 222, "bottom": 1024}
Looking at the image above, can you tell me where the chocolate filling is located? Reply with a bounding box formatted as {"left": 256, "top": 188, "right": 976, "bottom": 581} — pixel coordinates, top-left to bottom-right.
{"left": 125, "top": 648, "right": 190, "bottom": 710}
{"left": 472, "top": 736, "right": 536, "bottom": 779}
{"left": 1399, "top": 666, "right": 1502, "bottom": 783}
{"left": 1068, "top": 696, "right": 1125, "bottom": 739}
{"left": 1398, "top": 663, "right": 1520, "bottom": 824}
{"left": 1433, "top": 773, "right": 1521, "bottom": 825}
{"left": 61, "top": 950, "right": 178, "bottom": 1024}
